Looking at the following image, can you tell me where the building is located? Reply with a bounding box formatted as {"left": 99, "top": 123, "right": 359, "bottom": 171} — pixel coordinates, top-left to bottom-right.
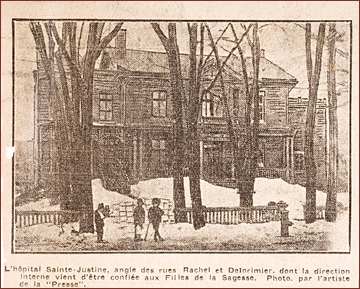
{"left": 288, "top": 97, "right": 327, "bottom": 189}
{"left": 33, "top": 30, "right": 327, "bottom": 194}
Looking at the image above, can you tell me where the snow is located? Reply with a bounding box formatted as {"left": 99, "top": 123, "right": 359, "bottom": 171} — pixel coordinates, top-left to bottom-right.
{"left": 131, "top": 177, "right": 239, "bottom": 207}
{"left": 254, "top": 178, "right": 349, "bottom": 219}
{"left": 14, "top": 177, "right": 350, "bottom": 252}
{"left": 92, "top": 179, "right": 134, "bottom": 209}
{"left": 16, "top": 179, "right": 134, "bottom": 211}
{"left": 16, "top": 198, "right": 60, "bottom": 211}
{"left": 16, "top": 177, "right": 350, "bottom": 221}
{"left": 15, "top": 214, "right": 350, "bottom": 252}
{"left": 131, "top": 177, "right": 349, "bottom": 220}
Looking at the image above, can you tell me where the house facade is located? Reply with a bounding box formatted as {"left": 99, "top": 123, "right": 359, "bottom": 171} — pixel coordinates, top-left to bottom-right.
{"left": 33, "top": 30, "right": 327, "bottom": 194}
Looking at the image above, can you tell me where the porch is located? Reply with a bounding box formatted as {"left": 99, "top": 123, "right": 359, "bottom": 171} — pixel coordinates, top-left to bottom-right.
{"left": 199, "top": 130, "right": 297, "bottom": 187}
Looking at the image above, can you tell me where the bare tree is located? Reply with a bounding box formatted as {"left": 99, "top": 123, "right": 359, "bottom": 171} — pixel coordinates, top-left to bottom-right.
{"left": 187, "top": 23, "right": 206, "bottom": 229}
{"left": 325, "top": 23, "right": 338, "bottom": 222}
{"left": 229, "top": 24, "right": 252, "bottom": 206}
{"left": 30, "top": 21, "right": 123, "bottom": 232}
{"left": 151, "top": 23, "right": 187, "bottom": 223}
{"left": 304, "top": 23, "right": 326, "bottom": 223}
{"left": 208, "top": 23, "right": 259, "bottom": 207}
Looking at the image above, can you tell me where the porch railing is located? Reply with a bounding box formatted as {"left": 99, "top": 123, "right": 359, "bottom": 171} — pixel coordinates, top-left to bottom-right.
{"left": 256, "top": 167, "right": 288, "bottom": 179}
{"left": 178, "top": 204, "right": 287, "bottom": 225}
{"left": 302, "top": 205, "right": 334, "bottom": 220}
{"left": 15, "top": 210, "right": 79, "bottom": 228}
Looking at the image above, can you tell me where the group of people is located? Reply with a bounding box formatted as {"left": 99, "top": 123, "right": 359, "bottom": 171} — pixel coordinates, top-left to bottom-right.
{"left": 94, "top": 198, "right": 164, "bottom": 243}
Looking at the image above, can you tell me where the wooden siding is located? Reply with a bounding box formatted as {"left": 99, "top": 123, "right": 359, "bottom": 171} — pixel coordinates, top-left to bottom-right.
{"left": 288, "top": 97, "right": 327, "bottom": 189}
{"left": 261, "top": 85, "right": 288, "bottom": 127}
{"left": 35, "top": 73, "right": 51, "bottom": 123}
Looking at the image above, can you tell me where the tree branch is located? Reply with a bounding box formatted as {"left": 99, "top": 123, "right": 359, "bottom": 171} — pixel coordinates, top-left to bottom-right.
{"left": 201, "top": 22, "right": 231, "bottom": 70}
{"left": 49, "top": 21, "right": 83, "bottom": 82}
{"left": 94, "top": 22, "right": 123, "bottom": 60}
{"left": 77, "top": 22, "right": 84, "bottom": 66}
{"left": 203, "top": 23, "right": 252, "bottom": 96}
{"left": 151, "top": 23, "right": 170, "bottom": 51}
{"left": 229, "top": 23, "right": 251, "bottom": 128}
{"left": 29, "top": 22, "right": 51, "bottom": 79}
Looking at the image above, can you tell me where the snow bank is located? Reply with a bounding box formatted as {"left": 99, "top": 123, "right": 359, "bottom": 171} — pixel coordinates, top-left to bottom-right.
{"left": 131, "top": 177, "right": 239, "bottom": 207}
{"left": 92, "top": 179, "right": 134, "bottom": 209}
{"left": 16, "top": 198, "right": 60, "bottom": 211}
{"left": 16, "top": 179, "right": 134, "bottom": 211}
{"left": 254, "top": 178, "right": 349, "bottom": 219}
{"left": 16, "top": 177, "right": 349, "bottom": 221}
{"left": 131, "top": 177, "right": 349, "bottom": 220}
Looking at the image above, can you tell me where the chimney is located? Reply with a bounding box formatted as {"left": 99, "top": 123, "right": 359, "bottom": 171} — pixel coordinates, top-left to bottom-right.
{"left": 260, "top": 49, "right": 265, "bottom": 58}
{"left": 115, "top": 29, "right": 126, "bottom": 59}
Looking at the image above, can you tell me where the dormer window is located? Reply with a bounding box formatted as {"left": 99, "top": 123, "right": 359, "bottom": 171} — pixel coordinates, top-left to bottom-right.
{"left": 152, "top": 91, "right": 167, "bottom": 117}
{"left": 99, "top": 93, "right": 113, "bottom": 121}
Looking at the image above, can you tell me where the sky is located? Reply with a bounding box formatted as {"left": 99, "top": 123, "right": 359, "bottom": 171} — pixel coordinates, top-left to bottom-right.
{"left": 14, "top": 21, "right": 351, "bottom": 157}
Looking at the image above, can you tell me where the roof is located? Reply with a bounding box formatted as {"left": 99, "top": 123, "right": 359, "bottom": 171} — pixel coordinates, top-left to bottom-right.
{"left": 101, "top": 48, "right": 297, "bottom": 83}
{"left": 245, "top": 57, "right": 297, "bottom": 82}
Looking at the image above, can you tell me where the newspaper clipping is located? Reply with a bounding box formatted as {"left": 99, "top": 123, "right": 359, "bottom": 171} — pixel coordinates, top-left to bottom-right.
{"left": 1, "top": 1, "right": 359, "bottom": 288}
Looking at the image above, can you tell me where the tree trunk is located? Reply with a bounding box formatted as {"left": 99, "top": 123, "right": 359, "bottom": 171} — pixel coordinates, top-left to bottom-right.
{"left": 32, "top": 21, "right": 123, "bottom": 232}
{"left": 240, "top": 23, "right": 260, "bottom": 207}
{"left": 325, "top": 23, "right": 338, "bottom": 222}
{"left": 151, "top": 23, "right": 187, "bottom": 222}
{"left": 188, "top": 23, "right": 205, "bottom": 229}
{"left": 229, "top": 24, "right": 253, "bottom": 206}
{"left": 304, "top": 23, "right": 326, "bottom": 223}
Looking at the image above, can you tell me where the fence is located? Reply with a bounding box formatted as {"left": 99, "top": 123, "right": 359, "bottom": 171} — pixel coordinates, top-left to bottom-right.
{"left": 15, "top": 201, "right": 290, "bottom": 227}
{"left": 178, "top": 204, "right": 286, "bottom": 225}
{"left": 256, "top": 168, "right": 288, "bottom": 179}
{"left": 15, "top": 210, "right": 79, "bottom": 228}
{"left": 110, "top": 198, "right": 175, "bottom": 224}
{"left": 302, "top": 205, "right": 335, "bottom": 220}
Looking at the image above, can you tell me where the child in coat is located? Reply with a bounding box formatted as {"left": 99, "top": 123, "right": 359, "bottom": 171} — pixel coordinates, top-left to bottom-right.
{"left": 148, "top": 198, "right": 164, "bottom": 242}
{"left": 94, "top": 203, "right": 105, "bottom": 243}
{"left": 133, "top": 198, "right": 145, "bottom": 241}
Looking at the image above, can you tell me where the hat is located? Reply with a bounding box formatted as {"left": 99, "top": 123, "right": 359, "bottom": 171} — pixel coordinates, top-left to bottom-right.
{"left": 152, "top": 198, "right": 161, "bottom": 205}
{"left": 98, "top": 203, "right": 104, "bottom": 209}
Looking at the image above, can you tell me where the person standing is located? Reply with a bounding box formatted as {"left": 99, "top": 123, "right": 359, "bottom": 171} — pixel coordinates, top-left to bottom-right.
{"left": 94, "top": 203, "right": 105, "bottom": 243}
{"left": 133, "top": 198, "right": 145, "bottom": 241}
{"left": 148, "top": 198, "right": 164, "bottom": 242}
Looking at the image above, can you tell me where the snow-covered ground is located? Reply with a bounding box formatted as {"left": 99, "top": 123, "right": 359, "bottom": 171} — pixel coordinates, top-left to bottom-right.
{"left": 14, "top": 177, "right": 350, "bottom": 252}
{"left": 131, "top": 177, "right": 349, "bottom": 220}
{"left": 14, "top": 212, "right": 349, "bottom": 252}
{"left": 16, "top": 177, "right": 349, "bottom": 220}
{"left": 16, "top": 179, "right": 135, "bottom": 211}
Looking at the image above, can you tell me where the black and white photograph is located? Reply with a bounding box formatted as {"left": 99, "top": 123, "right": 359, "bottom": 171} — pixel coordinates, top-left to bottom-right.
{"left": 1, "top": 2, "right": 359, "bottom": 288}
{"left": 12, "top": 18, "right": 351, "bottom": 253}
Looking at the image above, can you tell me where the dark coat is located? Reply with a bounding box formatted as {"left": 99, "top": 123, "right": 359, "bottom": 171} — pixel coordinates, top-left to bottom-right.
{"left": 148, "top": 206, "right": 164, "bottom": 225}
{"left": 94, "top": 210, "right": 105, "bottom": 229}
{"left": 133, "top": 206, "right": 145, "bottom": 225}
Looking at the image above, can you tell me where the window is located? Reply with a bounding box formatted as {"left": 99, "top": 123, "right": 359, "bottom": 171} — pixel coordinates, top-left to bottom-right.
{"left": 202, "top": 92, "right": 223, "bottom": 117}
{"left": 99, "top": 93, "right": 113, "bottom": 121}
{"left": 259, "top": 143, "right": 265, "bottom": 167}
{"left": 259, "top": 90, "right": 265, "bottom": 121}
{"left": 151, "top": 139, "right": 167, "bottom": 173}
{"left": 294, "top": 152, "right": 304, "bottom": 170}
{"left": 233, "top": 89, "right": 240, "bottom": 116}
{"left": 203, "top": 141, "right": 233, "bottom": 179}
{"left": 152, "top": 91, "right": 167, "bottom": 117}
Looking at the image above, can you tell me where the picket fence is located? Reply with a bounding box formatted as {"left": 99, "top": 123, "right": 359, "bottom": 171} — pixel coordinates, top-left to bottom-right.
{"left": 15, "top": 210, "right": 78, "bottom": 228}
{"left": 178, "top": 205, "right": 283, "bottom": 225}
